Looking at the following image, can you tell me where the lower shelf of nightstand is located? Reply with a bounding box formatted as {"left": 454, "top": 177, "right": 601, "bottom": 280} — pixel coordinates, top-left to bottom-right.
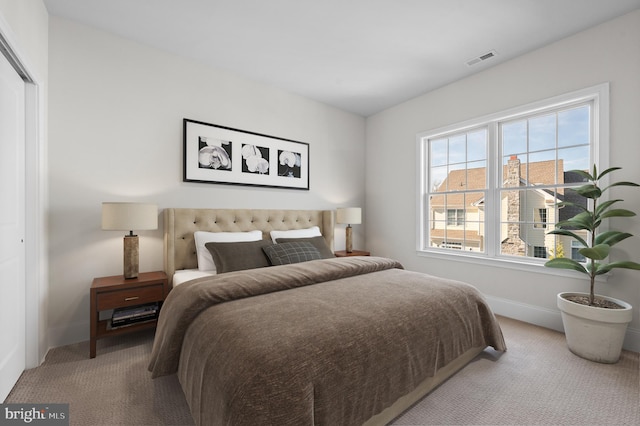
{"left": 96, "top": 318, "right": 158, "bottom": 339}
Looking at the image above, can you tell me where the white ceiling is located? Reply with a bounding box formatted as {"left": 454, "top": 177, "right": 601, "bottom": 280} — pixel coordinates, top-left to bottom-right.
{"left": 43, "top": 0, "right": 640, "bottom": 117}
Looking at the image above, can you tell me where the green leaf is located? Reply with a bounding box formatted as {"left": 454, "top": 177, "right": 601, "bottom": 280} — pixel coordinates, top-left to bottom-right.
{"left": 557, "top": 212, "right": 594, "bottom": 231}
{"left": 586, "top": 262, "right": 602, "bottom": 275}
{"left": 602, "top": 181, "right": 640, "bottom": 193}
{"left": 579, "top": 244, "right": 610, "bottom": 260}
{"left": 596, "top": 166, "right": 621, "bottom": 180}
{"left": 596, "top": 261, "right": 640, "bottom": 275}
{"left": 547, "top": 229, "right": 588, "bottom": 247}
{"left": 574, "top": 184, "right": 601, "bottom": 199}
{"left": 544, "top": 258, "right": 588, "bottom": 274}
{"left": 556, "top": 201, "right": 588, "bottom": 212}
{"left": 595, "top": 231, "right": 633, "bottom": 247}
{"left": 570, "top": 169, "right": 594, "bottom": 181}
{"left": 600, "top": 209, "right": 636, "bottom": 219}
{"left": 594, "top": 199, "right": 622, "bottom": 216}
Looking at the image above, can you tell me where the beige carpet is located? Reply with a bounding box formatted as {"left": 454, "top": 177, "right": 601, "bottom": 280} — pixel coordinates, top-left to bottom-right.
{"left": 4, "top": 316, "right": 639, "bottom": 425}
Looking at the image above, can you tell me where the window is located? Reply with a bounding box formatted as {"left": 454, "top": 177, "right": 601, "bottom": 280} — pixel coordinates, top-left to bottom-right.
{"left": 533, "top": 246, "right": 548, "bottom": 258}
{"left": 571, "top": 241, "right": 586, "bottom": 262}
{"left": 418, "top": 84, "right": 608, "bottom": 265}
{"left": 447, "top": 209, "right": 464, "bottom": 226}
{"left": 533, "top": 208, "right": 547, "bottom": 229}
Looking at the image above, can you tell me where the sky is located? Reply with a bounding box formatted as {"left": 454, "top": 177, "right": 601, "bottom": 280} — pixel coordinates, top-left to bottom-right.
{"left": 428, "top": 104, "right": 590, "bottom": 189}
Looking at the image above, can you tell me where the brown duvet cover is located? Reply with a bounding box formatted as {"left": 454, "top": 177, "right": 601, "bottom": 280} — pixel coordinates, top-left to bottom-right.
{"left": 149, "top": 256, "right": 506, "bottom": 425}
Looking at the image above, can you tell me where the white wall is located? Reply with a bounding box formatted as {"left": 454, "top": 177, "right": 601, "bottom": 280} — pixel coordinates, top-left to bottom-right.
{"left": 48, "top": 17, "right": 366, "bottom": 347}
{"left": 366, "top": 10, "right": 640, "bottom": 351}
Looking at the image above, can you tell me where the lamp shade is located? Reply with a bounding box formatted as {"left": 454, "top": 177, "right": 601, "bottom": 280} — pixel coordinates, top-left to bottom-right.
{"left": 336, "top": 207, "right": 362, "bottom": 225}
{"left": 102, "top": 202, "right": 158, "bottom": 232}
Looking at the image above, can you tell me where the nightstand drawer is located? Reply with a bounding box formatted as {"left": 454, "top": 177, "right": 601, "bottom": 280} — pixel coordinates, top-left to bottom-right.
{"left": 97, "top": 284, "right": 164, "bottom": 310}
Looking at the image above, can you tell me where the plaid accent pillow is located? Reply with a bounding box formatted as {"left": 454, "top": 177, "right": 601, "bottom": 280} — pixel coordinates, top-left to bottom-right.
{"left": 274, "top": 236, "right": 335, "bottom": 259}
{"left": 263, "top": 241, "right": 322, "bottom": 265}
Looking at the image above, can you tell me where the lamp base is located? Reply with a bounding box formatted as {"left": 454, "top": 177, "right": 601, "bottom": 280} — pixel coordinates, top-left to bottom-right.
{"left": 123, "top": 235, "right": 139, "bottom": 279}
{"left": 345, "top": 225, "right": 353, "bottom": 253}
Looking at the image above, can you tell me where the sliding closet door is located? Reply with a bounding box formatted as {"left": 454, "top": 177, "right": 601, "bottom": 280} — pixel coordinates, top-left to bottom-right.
{"left": 0, "top": 50, "right": 26, "bottom": 401}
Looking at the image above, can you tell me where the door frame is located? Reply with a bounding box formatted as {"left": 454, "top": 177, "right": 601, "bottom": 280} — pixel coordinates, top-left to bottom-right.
{"left": 0, "top": 17, "right": 47, "bottom": 368}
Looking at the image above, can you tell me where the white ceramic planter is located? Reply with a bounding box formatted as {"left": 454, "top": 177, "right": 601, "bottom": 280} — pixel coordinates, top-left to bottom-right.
{"left": 557, "top": 292, "right": 632, "bottom": 363}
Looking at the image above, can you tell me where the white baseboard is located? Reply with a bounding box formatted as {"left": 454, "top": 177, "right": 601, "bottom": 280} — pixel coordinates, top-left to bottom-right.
{"left": 485, "top": 295, "right": 640, "bottom": 353}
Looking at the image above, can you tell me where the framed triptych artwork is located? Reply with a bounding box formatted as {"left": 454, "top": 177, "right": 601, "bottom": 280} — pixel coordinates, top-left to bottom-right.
{"left": 183, "top": 119, "right": 309, "bottom": 190}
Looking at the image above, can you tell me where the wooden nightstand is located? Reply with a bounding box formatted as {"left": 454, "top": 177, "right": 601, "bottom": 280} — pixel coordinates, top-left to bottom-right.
{"left": 335, "top": 250, "right": 370, "bottom": 257}
{"left": 90, "top": 271, "right": 169, "bottom": 358}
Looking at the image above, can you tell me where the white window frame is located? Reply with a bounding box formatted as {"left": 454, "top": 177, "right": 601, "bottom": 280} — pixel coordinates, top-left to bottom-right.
{"left": 416, "top": 83, "right": 609, "bottom": 274}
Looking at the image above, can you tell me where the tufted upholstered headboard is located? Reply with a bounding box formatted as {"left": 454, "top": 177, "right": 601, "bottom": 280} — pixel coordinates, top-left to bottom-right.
{"left": 164, "top": 208, "right": 335, "bottom": 286}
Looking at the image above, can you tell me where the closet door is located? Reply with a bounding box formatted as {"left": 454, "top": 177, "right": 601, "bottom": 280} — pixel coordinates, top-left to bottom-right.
{"left": 0, "top": 50, "right": 26, "bottom": 401}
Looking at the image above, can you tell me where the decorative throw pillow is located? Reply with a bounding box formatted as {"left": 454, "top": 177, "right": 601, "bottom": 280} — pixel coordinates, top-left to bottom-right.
{"left": 275, "top": 236, "right": 334, "bottom": 259}
{"left": 194, "top": 230, "right": 262, "bottom": 272}
{"left": 269, "top": 226, "right": 321, "bottom": 243}
{"left": 205, "top": 239, "right": 273, "bottom": 274}
{"left": 263, "top": 241, "right": 322, "bottom": 266}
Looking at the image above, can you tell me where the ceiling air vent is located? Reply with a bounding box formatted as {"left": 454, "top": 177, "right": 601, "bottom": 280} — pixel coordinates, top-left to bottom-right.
{"left": 466, "top": 50, "right": 498, "bottom": 67}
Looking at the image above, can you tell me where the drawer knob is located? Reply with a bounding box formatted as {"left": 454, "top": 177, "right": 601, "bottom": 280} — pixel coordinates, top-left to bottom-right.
{"left": 124, "top": 296, "right": 140, "bottom": 301}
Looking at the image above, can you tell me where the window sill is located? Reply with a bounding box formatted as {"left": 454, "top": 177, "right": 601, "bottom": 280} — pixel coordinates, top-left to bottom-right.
{"left": 415, "top": 249, "right": 609, "bottom": 282}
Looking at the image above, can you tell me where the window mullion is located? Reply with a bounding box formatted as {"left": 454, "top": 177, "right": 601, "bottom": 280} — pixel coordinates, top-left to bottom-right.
{"left": 485, "top": 123, "right": 498, "bottom": 257}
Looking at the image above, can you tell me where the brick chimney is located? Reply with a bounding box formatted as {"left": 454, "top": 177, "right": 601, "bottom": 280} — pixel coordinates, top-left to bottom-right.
{"left": 501, "top": 156, "right": 526, "bottom": 256}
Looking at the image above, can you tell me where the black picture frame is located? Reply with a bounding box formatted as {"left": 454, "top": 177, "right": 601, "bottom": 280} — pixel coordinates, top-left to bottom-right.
{"left": 183, "top": 119, "right": 309, "bottom": 190}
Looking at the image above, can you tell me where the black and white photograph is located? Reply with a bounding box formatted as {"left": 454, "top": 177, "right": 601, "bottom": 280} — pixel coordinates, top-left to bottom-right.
{"left": 241, "top": 144, "right": 269, "bottom": 174}
{"left": 183, "top": 118, "right": 309, "bottom": 189}
{"left": 278, "top": 150, "right": 301, "bottom": 178}
{"left": 198, "top": 137, "right": 232, "bottom": 171}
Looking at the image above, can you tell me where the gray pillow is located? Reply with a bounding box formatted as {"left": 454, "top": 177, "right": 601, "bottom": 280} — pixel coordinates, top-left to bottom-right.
{"left": 263, "top": 241, "right": 322, "bottom": 265}
{"left": 205, "top": 239, "right": 273, "bottom": 273}
{"left": 274, "top": 236, "right": 335, "bottom": 259}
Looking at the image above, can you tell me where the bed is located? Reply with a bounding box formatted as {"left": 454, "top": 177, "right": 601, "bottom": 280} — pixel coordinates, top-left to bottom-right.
{"left": 149, "top": 208, "right": 506, "bottom": 425}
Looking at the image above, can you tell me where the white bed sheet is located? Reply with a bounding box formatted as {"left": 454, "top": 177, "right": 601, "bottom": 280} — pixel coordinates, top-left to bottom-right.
{"left": 172, "top": 269, "right": 215, "bottom": 286}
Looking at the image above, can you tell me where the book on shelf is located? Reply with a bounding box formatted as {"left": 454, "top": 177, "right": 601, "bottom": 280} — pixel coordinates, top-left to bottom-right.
{"left": 108, "top": 315, "right": 157, "bottom": 330}
{"left": 109, "top": 302, "right": 159, "bottom": 329}
{"left": 112, "top": 302, "right": 158, "bottom": 321}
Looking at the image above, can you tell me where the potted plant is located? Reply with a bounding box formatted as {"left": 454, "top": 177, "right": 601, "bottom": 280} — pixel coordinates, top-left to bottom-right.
{"left": 545, "top": 165, "right": 640, "bottom": 363}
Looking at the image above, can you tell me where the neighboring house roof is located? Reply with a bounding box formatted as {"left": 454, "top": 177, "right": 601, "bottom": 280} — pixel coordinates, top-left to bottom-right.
{"left": 435, "top": 159, "right": 562, "bottom": 194}
{"left": 430, "top": 228, "right": 482, "bottom": 243}
{"left": 429, "top": 193, "right": 479, "bottom": 208}
{"left": 432, "top": 158, "right": 587, "bottom": 221}
{"left": 522, "top": 159, "right": 558, "bottom": 185}
{"left": 431, "top": 167, "right": 486, "bottom": 207}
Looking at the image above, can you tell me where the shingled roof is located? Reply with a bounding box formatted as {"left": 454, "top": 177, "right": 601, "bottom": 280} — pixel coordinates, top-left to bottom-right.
{"left": 431, "top": 159, "right": 587, "bottom": 218}
{"left": 434, "top": 159, "right": 561, "bottom": 194}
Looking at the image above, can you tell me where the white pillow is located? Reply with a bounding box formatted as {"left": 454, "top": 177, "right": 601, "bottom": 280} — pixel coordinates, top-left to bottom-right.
{"left": 270, "top": 226, "right": 321, "bottom": 243}
{"left": 194, "top": 230, "right": 262, "bottom": 272}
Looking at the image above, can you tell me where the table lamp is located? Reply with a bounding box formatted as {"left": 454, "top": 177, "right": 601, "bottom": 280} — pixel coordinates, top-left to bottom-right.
{"left": 102, "top": 202, "right": 158, "bottom": 279}
{"left": 336, "top": 207, "right": 361, "bottom": 253}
